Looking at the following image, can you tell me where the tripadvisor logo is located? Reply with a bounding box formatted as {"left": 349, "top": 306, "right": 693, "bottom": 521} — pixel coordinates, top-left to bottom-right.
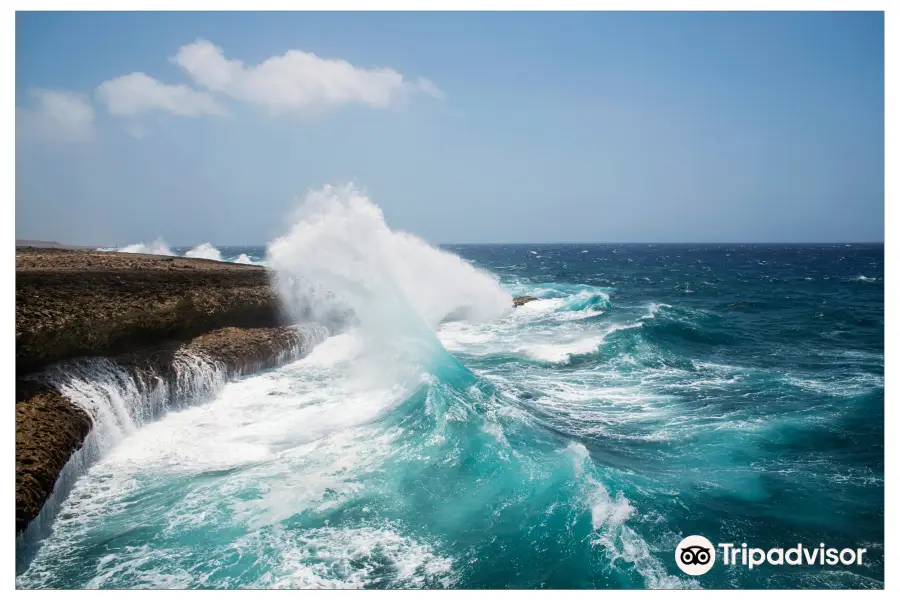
{"left": 675, "top": 536, "right": 868, "bottom": 576}
{"left": 675, "top": 535, "right": 716, "bottom": 575}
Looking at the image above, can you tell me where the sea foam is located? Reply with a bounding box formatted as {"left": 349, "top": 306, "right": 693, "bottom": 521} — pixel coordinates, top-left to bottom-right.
{"left": 267, "top": 184, "right": 512, "bottom": 378}
{"left": 117, "top": 238, "right": 174, "bottom": 256}
{"left": 184, "top": 242, "right": 223, "bottom": 261}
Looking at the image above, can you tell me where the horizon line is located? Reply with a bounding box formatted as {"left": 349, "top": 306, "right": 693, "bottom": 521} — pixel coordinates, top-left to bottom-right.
{"left": 16, "top": 239, "right": 886, "bottom": 249}
{"left": 181, "top": 241, "right": 886, "bottom": 247}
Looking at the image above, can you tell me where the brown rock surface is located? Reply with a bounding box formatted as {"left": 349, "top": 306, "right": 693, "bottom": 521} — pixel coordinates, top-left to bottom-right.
{"left": 513, "top": 295, "right": 538, "bottom": 307}
{"left": 16, "top": 249, "right": 285, "bottom": 374}
{"left": 115, "top": 325, "right": 309, "bottom": 383}
{"left": 15, "top": 325, "right": 309, "bottom": 534}
{"left": 14, "top": 249, "right": 313, "bottom": 535}
{"left": 16, "top": 382, "right": 91, "bottom": 534}
{"left": 186, "top": 326, "right": 307, "bottom": 372}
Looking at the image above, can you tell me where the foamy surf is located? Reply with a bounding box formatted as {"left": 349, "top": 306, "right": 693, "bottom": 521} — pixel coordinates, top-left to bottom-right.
{"left": 184, "top": 242, "right": 223, "bottom": 261}
{"left": 97, "top": 241, "right": 266, "bottom": 265}
{"left": 267, "top": 184, "right": 512, "bottom": 331}
{"left": 19, "top": 215, "right": 883, "bottom": 589}
{"left": 115, "top": 238, "right": 175, "bottom": 256}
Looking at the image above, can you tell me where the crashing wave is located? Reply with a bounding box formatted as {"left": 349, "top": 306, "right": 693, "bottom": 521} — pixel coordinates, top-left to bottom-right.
{"left": 267, "top": 184, "right": 512, "bottom": 339}
{"left": 185, "top": 242, "right": 223, "bottom": 261}
{"left": 116, "top": 238, "right": 174, "bottom": 256}
{"left": 15, "top": 325, "right": 328, "bottom": 573}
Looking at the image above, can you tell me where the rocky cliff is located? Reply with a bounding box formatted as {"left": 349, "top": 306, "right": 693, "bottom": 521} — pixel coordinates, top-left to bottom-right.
{"left": 16, "top": 249, "right": 285, "bottom": 375}
{"left": 15, "top": 249, "right": 303, "bottom": 534}
{"left": 15, "top": 249, "right": 538, "bottom": 535}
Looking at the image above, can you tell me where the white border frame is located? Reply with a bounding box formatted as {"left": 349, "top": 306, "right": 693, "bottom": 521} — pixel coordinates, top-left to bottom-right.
{"left": 5, "top": 2, "right": 893, "bottom": 596}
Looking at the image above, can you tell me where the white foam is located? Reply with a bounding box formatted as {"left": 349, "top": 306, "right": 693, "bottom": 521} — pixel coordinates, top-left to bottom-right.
{"left": 783, "top": 372, "right": 884, "bottom": 397}
{"left": 268, "top": 185, "right": 511, "bottom": 334}
{"left": 233, "top": 253, "right": 254, "bottom": 265}
{"left": 17, "top": 328, "right": 328, "bottom": 570}
{"left": 565, "top": 444, "right": 694, "bottom": 589}
{"left": 267, "top": 184, "right": 512, "bottom": 391}
{"left": 118, "top": 238, "right": 174, "bottom": 256}
{"left": 520, "top": 336, "right": 605, "bottom": 363}
{"left": 517, "top": 297, "right": 567, "bottom": 315}
{"left": 641, "top": 302, "right": 671, "bottom": 320}
{"left": 43, "top": 356, "right": 225, "bottom": 453}
{"left": 510, "top": 321, "right": 641, "bottom": 369}
{"left": 436, "top": 288, "right": 621, "bottom": 362}
{"left": 18, "top": 332, "right": 414, "bottom": 586}
{"left": 184, "top": 242, "right": 223, "bottom": 261}
{"left": 238, "top": 525, "right": 454, "bottom": 589}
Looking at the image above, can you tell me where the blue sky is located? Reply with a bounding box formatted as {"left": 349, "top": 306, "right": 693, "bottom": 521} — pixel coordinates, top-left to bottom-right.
{"left": 16, "top": 11, "right": 884, "bottom": 245}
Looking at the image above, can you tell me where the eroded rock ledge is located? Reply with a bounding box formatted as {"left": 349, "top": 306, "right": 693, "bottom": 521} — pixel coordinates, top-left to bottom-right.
{"left": 15, "top": 249, "right": 305, "bottom": 535}
{"left": 16, "top": 249, "right": 539, "bottom": 535}
{"left": 16, "top": 325, "right": 311, "bottom": 534}
{"left": 16, "top": 249, "right": 285, "bottom": 375}
{"left": 15, "top": 382, "right": 91, "bottom": 535}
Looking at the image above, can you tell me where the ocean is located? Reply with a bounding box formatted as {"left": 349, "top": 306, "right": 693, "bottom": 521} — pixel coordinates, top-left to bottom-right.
{"left": 16, "top": 194, "right": 884, "bottom": 589}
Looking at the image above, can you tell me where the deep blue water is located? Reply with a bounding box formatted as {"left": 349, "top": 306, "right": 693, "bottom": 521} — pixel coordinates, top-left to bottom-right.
{"left": 18, "top": 243, "right": 883, "bottom": 589}
{"left": 442, "top": 243, "right": 884, "bottom": 588}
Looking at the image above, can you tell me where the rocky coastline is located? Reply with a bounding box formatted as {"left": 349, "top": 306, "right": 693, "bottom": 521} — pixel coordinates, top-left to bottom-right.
{"left": 16, "top": 249, "right": 286, "bottom": 375}
{"left": 15, "top": 249, "right": 300, "bottom": 534}
{"left": 15, "top": 248, "right": 537, "bottom": 536}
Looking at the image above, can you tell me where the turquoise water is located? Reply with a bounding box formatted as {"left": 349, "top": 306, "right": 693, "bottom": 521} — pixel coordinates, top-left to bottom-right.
{"left": 17, "top": 243, "right": 883, "bottom": 589}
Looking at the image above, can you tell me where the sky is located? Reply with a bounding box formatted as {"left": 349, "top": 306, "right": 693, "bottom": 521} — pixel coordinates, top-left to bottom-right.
{"left": 15, "top": 11, "right": 884, "bottom": 245}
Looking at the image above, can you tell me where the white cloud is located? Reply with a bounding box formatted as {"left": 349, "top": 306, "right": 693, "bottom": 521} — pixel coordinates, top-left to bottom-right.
{"left": 171, "top": 39, "right": 442, "bottom": 114}
{"left": 16, "top": 89, "right": 95, "bottom": 142}
{"left": 96, "top": 72, "right": 226, "bottom": 117}
{"left": 18, "top": 41, "right": 438, "bottom": 144}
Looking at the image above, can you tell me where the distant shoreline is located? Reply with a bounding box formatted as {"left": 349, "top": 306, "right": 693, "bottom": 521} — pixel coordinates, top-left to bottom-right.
{"left": 15, "top": 240, "right": 96, "bottom": 250}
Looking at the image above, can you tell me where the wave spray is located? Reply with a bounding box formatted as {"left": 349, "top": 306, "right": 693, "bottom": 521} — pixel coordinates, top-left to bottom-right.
{"left": 267, "top": 184, "right": 512, "bottom": 379}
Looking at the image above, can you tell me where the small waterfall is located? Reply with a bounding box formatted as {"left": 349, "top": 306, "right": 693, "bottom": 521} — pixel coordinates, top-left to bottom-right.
{"left": 16, "top": 324, "right": 329, "bottom": 571}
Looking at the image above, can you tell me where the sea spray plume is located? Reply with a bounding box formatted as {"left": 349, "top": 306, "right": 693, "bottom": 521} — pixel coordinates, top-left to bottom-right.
{"left": 185, "top": 242, "right": 223, "bottom": 261}
{"left": 118, "top": 238, "right": 174, "bottom": 256}
{"left": 266, "top": 185, "right": 511, "bottom": 385}
{"left": 234, "top": 253, "right": 254, "bottom": 264}
{"left": 267, "top": 184, "right": 512, "bottom": 333}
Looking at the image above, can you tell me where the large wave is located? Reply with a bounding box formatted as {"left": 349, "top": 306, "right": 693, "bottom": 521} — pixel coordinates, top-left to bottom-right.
{"left": 18, "top": 237, "right": 883, "bottom": 589}
{"left": 267, "top": 184, "right": 512, "bottom": 349}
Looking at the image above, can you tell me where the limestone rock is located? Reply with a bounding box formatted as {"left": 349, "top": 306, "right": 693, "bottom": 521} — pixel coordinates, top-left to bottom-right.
{"left": 513, "top": 295, "right": 538, "bottom": 307}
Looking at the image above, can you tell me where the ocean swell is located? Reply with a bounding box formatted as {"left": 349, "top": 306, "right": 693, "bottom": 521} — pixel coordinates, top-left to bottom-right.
{"left": 18, "top": 220, "right": 883, "bottom": 588}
